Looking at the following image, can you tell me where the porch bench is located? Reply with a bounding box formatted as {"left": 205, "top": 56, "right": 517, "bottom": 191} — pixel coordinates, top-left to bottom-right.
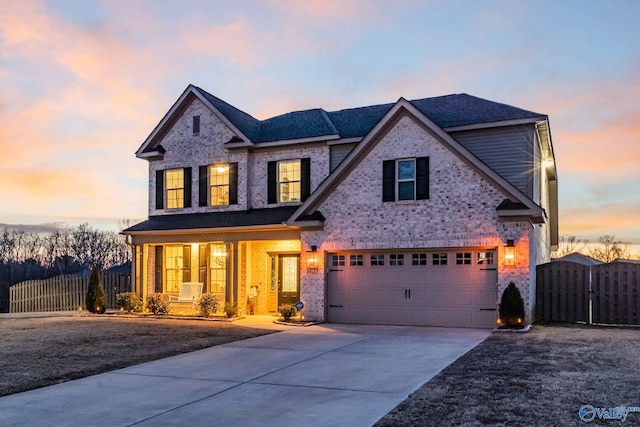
{"left": 168, "top": 282, "right": 203, "bottom": 308}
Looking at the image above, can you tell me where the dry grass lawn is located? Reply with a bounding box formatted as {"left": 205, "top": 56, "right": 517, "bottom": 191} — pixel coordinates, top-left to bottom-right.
{"left": 376, "top": 323, "right": 640, "bottom": 426}
{"left": 0, "top": 314, "right": 275, "bottom": 397}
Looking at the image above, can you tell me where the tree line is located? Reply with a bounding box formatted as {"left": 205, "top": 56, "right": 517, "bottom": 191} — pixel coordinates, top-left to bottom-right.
{"left": 0, "top": 223, "right": 131, "bottom": 285}
{"left": 552, "top": 234, "right": 639, "bottom": 263}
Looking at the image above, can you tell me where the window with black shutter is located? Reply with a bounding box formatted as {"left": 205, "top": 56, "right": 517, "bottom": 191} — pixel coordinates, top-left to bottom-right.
{"left": 382, "top": 157, "right": 429, "bottom": 202}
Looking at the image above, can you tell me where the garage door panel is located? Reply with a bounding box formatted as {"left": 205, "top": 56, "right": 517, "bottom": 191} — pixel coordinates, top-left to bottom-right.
{"left": 327, "top": 250, "right": 497, "bottom": 328}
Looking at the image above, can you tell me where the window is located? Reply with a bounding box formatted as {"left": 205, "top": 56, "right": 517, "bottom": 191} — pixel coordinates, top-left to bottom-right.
{"left": 370, "top": 254, "right": 385, "bottom": 266}
{"left": 267, "top": 158, "right": 310, "bottom": 204}
{"left": 210, "top": 164, "right": 229, "bottom": 206}
{"left": 390, "top": 254, "right": 404, "bottom": 266}
{"left": 166, "top": 169, "right": 184, "bottom": 209}
{"left": 433, "top": 253, "right": 448, "bottom": 265}
{"left": 350, "top": 254, "right": 363, "bottom": 266}
{"left": 397, "top": 160, "right": 415, "bottom": 201}
{"left": 199, "top": 163, "right": 237, "bottom": 207}
{"left": 412, "top": 253, "right": 427, "bottom": 266}
{"left": 278, "top": 159, "right": 301, "bottom": 202}
{"left": 210, "top": 244, "right": 226, "bottom": 294}
{"left": 456, "top": 252, "right": 472, "bottom": 265}
{"left": 382, "top": 157, "right": 429, "bottom": 202}
{"left": 478, "top": 252, "right": 494, "bottom": 265}
{"left": 193, "top": 115, "right": 200, "bottom": 135}
{"left": 332, "top": 255, "right": 345, "bottom": 267}
{"left": 165, "top": 245, "right": 190, "bottom": 293}
{"left": 156, "top": 168, "right": 191, "bottom": 210}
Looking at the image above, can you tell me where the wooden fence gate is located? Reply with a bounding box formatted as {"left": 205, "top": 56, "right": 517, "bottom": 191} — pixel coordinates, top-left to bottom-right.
{"left": 536, "top": 261, "right": 640, "bottom": 325}
{"left": 9, "top": 272, "right": 131, "bottom": 313}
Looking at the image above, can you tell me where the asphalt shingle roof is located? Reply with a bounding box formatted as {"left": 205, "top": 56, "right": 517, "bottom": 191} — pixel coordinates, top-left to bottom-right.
{"left": 193, "top": 86, "right": 544, "bottom": 144}
{"left": 125, "top": 206, "right": 326, "bottom": 233}
{"left": 124, "top": 207, "right": 300, "bottom": 233}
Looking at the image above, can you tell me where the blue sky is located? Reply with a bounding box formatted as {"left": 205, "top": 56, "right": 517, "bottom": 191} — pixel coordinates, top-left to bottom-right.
{"left": 1, "top": 0, "right": 638, "bottom": 251}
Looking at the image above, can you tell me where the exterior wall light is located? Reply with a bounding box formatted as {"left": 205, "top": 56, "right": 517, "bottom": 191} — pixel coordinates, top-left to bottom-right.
{"left": 306, "top": 245, "right": 318, "bottom": 274}
{"left": 504, "top": 239, "right": 515, "bottom": 266}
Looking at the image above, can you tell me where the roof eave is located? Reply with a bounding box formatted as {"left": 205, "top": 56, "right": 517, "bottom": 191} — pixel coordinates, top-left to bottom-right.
{"left": 443, "top": 116, "right": 548, "bottom": 132}
{"left": 497, "top": 210, "right": 546, "bottom": 224}
{"left": 123, "top": 223, "right": 293, "bottom": 236}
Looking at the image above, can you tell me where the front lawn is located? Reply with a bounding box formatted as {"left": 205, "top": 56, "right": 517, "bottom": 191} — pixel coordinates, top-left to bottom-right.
{"left": 376, "top": 324, "right": 640, "bottom": 426}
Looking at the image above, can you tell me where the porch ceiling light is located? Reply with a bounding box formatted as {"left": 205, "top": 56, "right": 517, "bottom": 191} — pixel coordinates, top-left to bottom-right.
{"left": 504, "top": 239, "right": 515, "bottom": 266}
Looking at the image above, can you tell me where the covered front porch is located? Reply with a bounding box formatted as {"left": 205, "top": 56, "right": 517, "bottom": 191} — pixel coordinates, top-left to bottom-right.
{"left": 129, "top": 229, "right": 302, "bottom": 316}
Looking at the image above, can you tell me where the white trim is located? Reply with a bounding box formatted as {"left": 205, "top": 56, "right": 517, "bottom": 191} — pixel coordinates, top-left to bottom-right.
{"left": 443, "top": 117, "right": 547, "bottom": 132}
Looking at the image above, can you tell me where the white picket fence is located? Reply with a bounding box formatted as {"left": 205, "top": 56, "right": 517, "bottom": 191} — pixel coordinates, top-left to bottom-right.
{"left": 10, "top": 272, "right": 132, "bottom": 313}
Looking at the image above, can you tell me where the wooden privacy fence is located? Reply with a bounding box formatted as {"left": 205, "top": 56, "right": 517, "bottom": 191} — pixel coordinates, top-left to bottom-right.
{"left": 536, "top": 261, "right": 640, "bottom": 325}
{"left": 10, "top": 272, "right": 131, "bottom": 313}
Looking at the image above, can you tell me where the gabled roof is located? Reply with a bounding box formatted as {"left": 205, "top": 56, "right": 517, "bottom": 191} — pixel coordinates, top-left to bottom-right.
{"left": 287, "top": 98, "right": 545, "bottom": 226}
{"left": 136, "top": 85, "right": 546, "bottom": 155}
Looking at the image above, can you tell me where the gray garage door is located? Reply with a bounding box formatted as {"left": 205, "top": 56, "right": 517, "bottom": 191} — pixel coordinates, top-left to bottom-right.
{"left": 327, "top": 249, "right": 498, "bottom": 328}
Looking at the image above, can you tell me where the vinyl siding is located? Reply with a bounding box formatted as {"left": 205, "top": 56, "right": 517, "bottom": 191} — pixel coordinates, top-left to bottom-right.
{"left": 450, "top": 125, "right": 534, "bottom": 197}
{"left": 330, "top": 143, "right": 357, "bottom": 172}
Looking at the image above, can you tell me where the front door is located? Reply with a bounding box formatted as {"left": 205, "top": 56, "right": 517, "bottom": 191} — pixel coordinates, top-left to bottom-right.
{"left": 278, "top": 255, "right": 300, "bottom": 306}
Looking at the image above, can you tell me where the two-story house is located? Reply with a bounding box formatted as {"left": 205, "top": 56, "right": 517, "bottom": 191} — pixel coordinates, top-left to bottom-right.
{"left": 123, "top": 84, "right": 558, "bottom": 328}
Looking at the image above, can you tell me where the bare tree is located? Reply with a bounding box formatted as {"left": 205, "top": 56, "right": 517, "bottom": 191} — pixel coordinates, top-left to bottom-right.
{"left": 552, "top": 235, "right": 589, "bottom": 258}
{"left": 589, "top": 235, "right": 630, "bottom": 263}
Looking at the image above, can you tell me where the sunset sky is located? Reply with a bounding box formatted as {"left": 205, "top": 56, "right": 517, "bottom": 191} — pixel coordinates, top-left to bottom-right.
{"left": 1, "top": 0, "right": 638, "bottom": 251}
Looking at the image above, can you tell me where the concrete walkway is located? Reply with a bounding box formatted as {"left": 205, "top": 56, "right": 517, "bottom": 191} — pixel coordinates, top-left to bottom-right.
{"left": 0, "top": 321, "right": 489, "bottom": 427}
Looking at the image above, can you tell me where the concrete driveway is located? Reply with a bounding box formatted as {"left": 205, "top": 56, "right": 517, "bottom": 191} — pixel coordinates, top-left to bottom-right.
{"left": 0, "top": 323, "right": 489, "bottom": 426}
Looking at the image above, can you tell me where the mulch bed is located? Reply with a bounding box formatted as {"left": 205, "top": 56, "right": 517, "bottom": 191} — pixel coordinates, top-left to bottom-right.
{"left": 376, "top": 323, "right": 640, "bottom": 426}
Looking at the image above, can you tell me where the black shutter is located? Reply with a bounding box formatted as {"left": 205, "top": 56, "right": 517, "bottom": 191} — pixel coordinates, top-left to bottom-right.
{"left": 199, "top": 166, "right": 208, "bottom": 207}
{"left": 183, "top": 245, "right": 191, "bottom": 282}
{"left": 416, "top": 157, "right": 430, "bottom": 200}
{"left": 229, "top": 163, "right": 238, "bottom": 205}
{"left": 156, "top": 170, "right": 164, "bottom": 209}
{"left": 267, "top": 161, "right": 277, "bottom": 204}
{"left": 301, "top": 158, "right": 311, "bottom": 201}
{"left": 382, "top": 160, "right": 395, "bottom": 202}
{"left": 184, "top": 167, "right": 192, "bottom": 208}
{"left": 154, "top": 246, "right": 163, "bottom": 293}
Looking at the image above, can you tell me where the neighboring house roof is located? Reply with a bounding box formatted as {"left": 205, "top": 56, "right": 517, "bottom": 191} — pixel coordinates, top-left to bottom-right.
{"left": 123, "top": 207, "right": 324, "bottom": 234}
{"left": 137, "top": 84, "right": 546, "bottom": 154}
{"left": 552, "top": 252, "right": 603, "bottom": 266}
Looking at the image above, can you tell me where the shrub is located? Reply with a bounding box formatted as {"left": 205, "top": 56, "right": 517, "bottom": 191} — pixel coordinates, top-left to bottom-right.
{"left": 85, "top": 266, "right": 106, "bottom": 314}
{"left": 499, "top": 282, "right": 525, "bottom": 327}
{"left": 116, "top": 292, "right": 144, "bottom": 313}
{"left": 198, "top": 293, "right": 220, "bottom": 317}
{"left": 278, "top": 304, "right": 297, "bottom": 321}
{"left": 146, "top": 294, "right": 170, "bottom": 315}
{"left": 224, "top": 303, "right": 238, "bottom": 318}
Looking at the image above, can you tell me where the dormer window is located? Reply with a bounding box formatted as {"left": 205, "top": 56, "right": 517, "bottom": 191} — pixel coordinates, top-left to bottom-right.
{"left": 193, "top": 115, "right": 200, "bottom": 135}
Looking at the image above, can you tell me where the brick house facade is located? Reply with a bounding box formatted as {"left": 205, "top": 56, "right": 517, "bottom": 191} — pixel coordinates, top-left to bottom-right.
{"left": 124, "top": 85, "right": 558, "bottom": 328}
